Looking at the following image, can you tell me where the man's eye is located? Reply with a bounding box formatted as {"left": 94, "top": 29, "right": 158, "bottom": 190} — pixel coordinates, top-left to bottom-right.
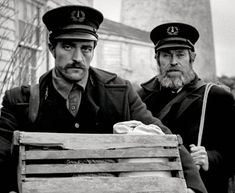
{"left": 63, "top": 44, "right": 72, "bottom": 50}
{"left": 176, "top": 53, "right": 185, "bottom": 57}
{"left": 82, "top": 46, "right": 92, "bottom": 53}
{"left": 162, "top": 53, "right": 170, "bottom": 57}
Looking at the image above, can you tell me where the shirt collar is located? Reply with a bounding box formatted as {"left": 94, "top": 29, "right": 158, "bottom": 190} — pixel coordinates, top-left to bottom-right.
{"left": 52, "top": 68, "right": 88, "bottom": 100}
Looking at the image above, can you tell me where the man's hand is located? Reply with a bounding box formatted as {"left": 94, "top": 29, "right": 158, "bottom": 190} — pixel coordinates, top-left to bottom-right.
{"left": 189, "top": 144, "right": 209, "bottom": 171}
{"left": 187, "top": 188, "right": 196, "bottom": 193}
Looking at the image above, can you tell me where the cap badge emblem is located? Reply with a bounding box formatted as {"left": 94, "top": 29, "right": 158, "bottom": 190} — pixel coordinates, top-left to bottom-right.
{"left": 71, "top": 10, "right": 85, "bottom": 22}
{"left": 167, "top": 26, "right": 179, "bottom": 35}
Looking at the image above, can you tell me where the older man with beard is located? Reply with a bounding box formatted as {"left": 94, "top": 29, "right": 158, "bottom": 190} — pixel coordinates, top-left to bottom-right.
{"left": 138, "top": 22, "right": 235, "bottom": 193}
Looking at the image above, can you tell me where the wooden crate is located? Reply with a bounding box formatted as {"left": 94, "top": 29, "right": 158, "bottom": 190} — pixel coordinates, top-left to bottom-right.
{"left": 13, "top": 131, "right": 187, "bottom": 193}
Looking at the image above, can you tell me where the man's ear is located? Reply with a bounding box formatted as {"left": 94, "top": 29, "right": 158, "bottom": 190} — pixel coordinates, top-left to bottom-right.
{"left": 48, "top": 43, "right": 55, "bottom": 57}
{"left": 154, "top": 52, "right": 161, "bottom": 66}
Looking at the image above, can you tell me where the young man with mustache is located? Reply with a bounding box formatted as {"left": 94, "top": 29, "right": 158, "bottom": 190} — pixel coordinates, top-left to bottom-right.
{"left": 138, "top": 22, "right": 235, "bottom": 193}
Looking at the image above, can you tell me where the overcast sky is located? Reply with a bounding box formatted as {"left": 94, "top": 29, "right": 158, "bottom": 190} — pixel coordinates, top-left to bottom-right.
{"left": 94, "top": 0, "right": 235, "bottom": 77}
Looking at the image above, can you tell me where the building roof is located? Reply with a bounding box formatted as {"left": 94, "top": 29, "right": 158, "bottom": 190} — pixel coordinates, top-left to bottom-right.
{"left": 98, "top": 18, "right": 152, "bottom": 43}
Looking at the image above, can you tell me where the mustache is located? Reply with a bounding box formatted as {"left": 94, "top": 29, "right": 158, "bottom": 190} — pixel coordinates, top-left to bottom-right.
{"left": 66, "top": 62, "right": 85, "bottom": 68}
{"left": 166, "top": 67, "right": 181, "bottom": 72}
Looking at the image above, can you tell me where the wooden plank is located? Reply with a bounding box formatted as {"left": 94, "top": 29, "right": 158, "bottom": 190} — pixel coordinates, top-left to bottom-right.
{"left": 24, "top": 162, "right": 182, "bottom": 174}
{"left": 16, "top": 132, "right": 178, "bottom": 149}
{"left": 175, "top": 155, "right": 184, "bottom": 179}
{"left": 18, "top": 146, "right": 25, "bottom": 193}
{"left": 24, "top": 148, "right": 179, "bottom": 160}
{"left": 22, "top": 176, "right": 187, "bottom": 193}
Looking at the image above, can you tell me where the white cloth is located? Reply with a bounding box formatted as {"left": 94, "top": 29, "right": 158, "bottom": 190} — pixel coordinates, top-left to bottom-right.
{"left": 113, "top": 120, "right": 165, "bottom": 135}
{"left": 113, "top": 120, "right": 171, "bottom": 177}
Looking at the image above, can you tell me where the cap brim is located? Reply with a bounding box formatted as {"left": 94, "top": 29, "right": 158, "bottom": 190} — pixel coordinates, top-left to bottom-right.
{"left": 54, "top": 32, "right": 98, "bottom": 41}
{"left": 156, "top": 43, "right": 192, "bottom": 51}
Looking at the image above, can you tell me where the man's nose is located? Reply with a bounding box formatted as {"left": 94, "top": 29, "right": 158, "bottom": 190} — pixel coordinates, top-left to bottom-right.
{"left": 72, "top": 48, "right": 83, "bottom": 62}
{"left": 170, "top": 55, "right": 178, "bottom": 66}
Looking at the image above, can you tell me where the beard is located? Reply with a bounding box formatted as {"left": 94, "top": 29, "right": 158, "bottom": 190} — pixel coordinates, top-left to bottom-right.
{"left": 158, "top": 67, "right": 195, "bottom": 90}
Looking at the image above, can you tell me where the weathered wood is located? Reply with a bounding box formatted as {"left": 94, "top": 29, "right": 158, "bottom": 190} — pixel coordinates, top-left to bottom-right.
{"left": 24, "top": 162, "right": 182, "bottom": 174}
{"left": 15, "top": 132, "right": 179, "bottom": 149}
{"left": 22, "top": 176, "right": 187, "bottom": 193}
{"left": 18, "top": 145, "right": 25, "bottom": 193}
{"left": 14, "top": 131, "right": 187, "bottom": 193}
{"left": 25, "top": 147, "right": 179, "bottom": 160}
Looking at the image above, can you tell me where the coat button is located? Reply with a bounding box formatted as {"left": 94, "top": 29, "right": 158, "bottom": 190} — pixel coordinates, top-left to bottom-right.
{"left": 75, "top": 123, "right": 80, "bottom": 128}
{"left": 71, "top": 106, "right": 76, "bottom": 111}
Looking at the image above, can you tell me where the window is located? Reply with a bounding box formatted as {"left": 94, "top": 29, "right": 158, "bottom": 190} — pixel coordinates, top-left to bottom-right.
{"left": 18, "top": 0, "right": 42, "bottom": 47}
{"left": 15, "top": 0, "right": 45, "bottom": 85}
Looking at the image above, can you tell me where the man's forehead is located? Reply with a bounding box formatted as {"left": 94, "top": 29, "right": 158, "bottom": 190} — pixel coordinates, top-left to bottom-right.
{"left": 58, "top": 39, "right": 95, "bottom": 45}
{"left": 159, "top": 48, "right": 189, "bottom": 53}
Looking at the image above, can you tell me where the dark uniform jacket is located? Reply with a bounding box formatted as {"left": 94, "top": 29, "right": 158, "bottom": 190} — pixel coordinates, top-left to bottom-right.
{"left": 0, "top": 67, "right": 207, "bottom": 193}
{"left": 139, "top": 75, "right": 235, "bottom": 193}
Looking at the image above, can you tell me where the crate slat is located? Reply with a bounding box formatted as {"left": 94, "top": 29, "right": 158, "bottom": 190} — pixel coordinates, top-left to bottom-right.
{"left": 22, "top": 176, "right": 187, "bottom": 193}
{"left": 15, "top": 132, "right": 179, "bottom": 149}
{"left": 24, "top": 161, "right": 182, "bottom": 174}
{"left": 25, "top": 147, "right": 179, "bottom": 160}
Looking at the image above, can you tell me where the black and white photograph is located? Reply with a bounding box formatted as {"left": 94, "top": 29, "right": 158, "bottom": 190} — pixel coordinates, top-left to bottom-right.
{"left": 0, "top": 0, "right": 234, "bottom": 193}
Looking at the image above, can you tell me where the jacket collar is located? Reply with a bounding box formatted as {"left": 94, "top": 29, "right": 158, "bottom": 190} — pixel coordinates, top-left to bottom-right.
{"left": 140, "top": 76, "right": 161, "bottom": 92}
{"left": 88, "top": 67, "right": 117, "bottom": 85}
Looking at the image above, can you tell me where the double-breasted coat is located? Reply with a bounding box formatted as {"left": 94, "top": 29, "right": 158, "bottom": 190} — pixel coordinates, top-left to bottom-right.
{"left": 139, "top": 76, "right": 235, "bottom": 193}
{"left": 0, "top": 67, "right": 207, "bottom": 193}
